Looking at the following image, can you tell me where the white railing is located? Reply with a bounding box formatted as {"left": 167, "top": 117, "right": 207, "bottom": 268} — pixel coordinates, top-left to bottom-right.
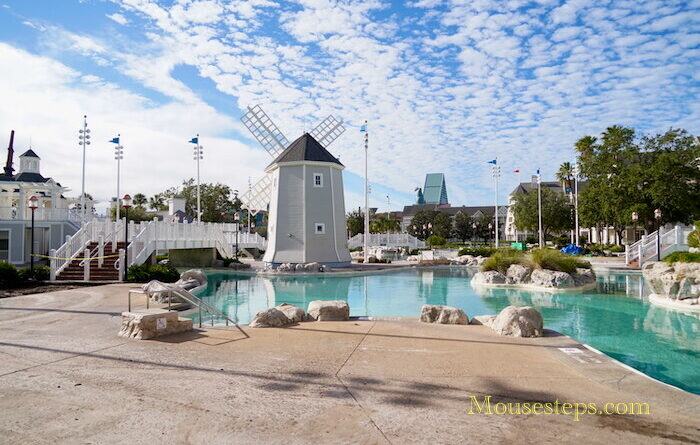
{"left": 348, "top": 233, "right": 426, "bottom": 249}
{"left": 222, "top": 230, "right": 268, "bottom": 249}
{"left": 0, "top": 206, "right": 83, "bottom": 222}
{"left": 126, "top": 220, "right": 234, "bottom": 268}
{"left": 625, "top": 224, "right": 694, "bottom": 266}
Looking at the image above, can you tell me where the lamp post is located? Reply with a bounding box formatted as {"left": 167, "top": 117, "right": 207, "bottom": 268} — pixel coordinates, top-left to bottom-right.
{"left": 631, "top": 211, "right": 639, "bottom": 243}
{"left": 361, "top": 121, "right": 369, "bottom": 263}
{"left": 491, "top": 159, "right": 501, "bottom": 248}
{"left": 109, "top": 135, "right": 123, "bottom": 221}
{"left": 488, "top": 222, "right": 493, "bottom": 246}
{"left": 27, "top": 195, "right": 38, "bottom": 278}
{"left": 654, "top": 208, "right": 662, "bottom": 261}
{"left": 189, "top": 135, "right": 203, "bottom": 223}
{"left": 234, "top": 215, "right": 240, "bottom": 258}
{"left": 77, "top": 115, "right": 91, "bottom": 222}
{"left": 472, "top": 221, "right": 478, "bottom": 244}
{"left": 122, "top": 194, "right": 132, "bottom": 263}
{"left": 537, "top": 169, "right": 544, "bottom": 247}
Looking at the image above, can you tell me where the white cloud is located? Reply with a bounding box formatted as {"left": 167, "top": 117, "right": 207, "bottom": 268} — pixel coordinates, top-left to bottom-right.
{"left": 107, "top": 13, "right": 129, "bottom": 25}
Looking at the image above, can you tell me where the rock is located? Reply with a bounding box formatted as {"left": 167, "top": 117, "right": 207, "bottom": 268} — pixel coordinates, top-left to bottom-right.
{"left": 530, "top": 269, "right": 575, "bottom": 288}
{"left": 490, "top": 306, "right": 543, "bottom": 337}
{"left": 643, "top": 261, "right": 700, "bottom": 302}
{"left": 643, "top": 262, "right": 679, "bottom": 297}
{"left": 277, "top": 263, "right": 294, "bottom": 272}
{"left": 249, "top": 307, "right": 291, "bottom": 328}
{"left": 295, "top": 263, "right": 305, "bottom": 272}
{"left": 275, "top": 303, "right": 305, "bottom": 323}
{"left": 572, "top": 268, "right": 596, "bottom": 286}
{"left": 304, "top": 262, "right": 321, "bottom": 272}
{"left": 307, "top": 300, "right": 350, "bottom": 321}
{"left": 228, "top": 262, "right": 251, "bottom": 270}
{"left": 471, "top": 270, "right": 506, "bottom": 285}
{"left": 419, "top": 305, "right": 468, "bottom": 324}
{"left": 506, "top": 264, "right": 531, "bottom": 284}
{"left": 180, "top": 269, "right": 207, "bottom": 287}
{"left": 470, "top": 315, "right": 496, "bottom": 327}
{"left": 367, "top": 256, "right": 379, "bottom": 264}
{"left": 118, "top": 310, "right": 192, "bottom": 340}
{"left": 475, "top": 256, "right": 487, "bottom": 266}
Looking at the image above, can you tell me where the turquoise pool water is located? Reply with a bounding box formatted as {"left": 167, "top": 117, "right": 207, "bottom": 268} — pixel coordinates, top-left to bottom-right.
{"left": 199, "top": 268, "right": 700, "bottom": 394}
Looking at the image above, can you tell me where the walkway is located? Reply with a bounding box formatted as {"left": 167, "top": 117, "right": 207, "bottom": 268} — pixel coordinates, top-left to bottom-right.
{"left": 0, "top": 285, "right": 698, "bottom": 444}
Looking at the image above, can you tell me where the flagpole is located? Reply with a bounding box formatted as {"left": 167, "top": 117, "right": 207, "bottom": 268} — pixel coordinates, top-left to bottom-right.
{"left": 492, "top": 158, "right": 500, "bottom": 249}
{"left": 574, "top": 163, "right": 580, "bottom": 246}
{"left": 363, "top": 121, "right": 369, "bottom": 264}
{"left": 196, "top": 134, "right": 201, "bottom": 223}
{"left": 537, "top": 169, "right": 543, "bottom": 247}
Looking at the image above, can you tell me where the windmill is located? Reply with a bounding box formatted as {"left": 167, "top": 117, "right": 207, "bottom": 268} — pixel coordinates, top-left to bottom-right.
{"left": 239, "top": 105, "right": 351, "bottom": 266}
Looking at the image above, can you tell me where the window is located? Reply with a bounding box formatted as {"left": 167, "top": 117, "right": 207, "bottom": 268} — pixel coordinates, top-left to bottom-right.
{"left": 314, "top": 223, "right": 325, "bottom": 234}
{"left": 313, "top": 173, "right": 323, "bottom": 188}
{"left": 0, "top": 230, "right": 8, "bottom": 261}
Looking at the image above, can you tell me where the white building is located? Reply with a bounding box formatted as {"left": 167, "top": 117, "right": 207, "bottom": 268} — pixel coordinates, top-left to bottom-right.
{"left": 263, "top": 133, "right": 351, "bottom": 267}
{"left": 0, "top": 148, "right": 87, "bottom": 265}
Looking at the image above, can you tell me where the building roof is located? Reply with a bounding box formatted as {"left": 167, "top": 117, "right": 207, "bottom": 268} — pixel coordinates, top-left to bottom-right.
{"left": 401, "top": 204, "right": 503, "bottom": 218}
{"left": 508, "top": 180, "right": 588, "bottom": 196}
{"left": 20, "top": 149, "right": 40, "bottom": 158}
{"left": 268, "top": 133, "right": 343, "bottom": 168}
{"left": 13, "top": 172, "right": 49, "bottom": 183}
{"left": 423, "top": 173, "right": 449, "bottom": 205}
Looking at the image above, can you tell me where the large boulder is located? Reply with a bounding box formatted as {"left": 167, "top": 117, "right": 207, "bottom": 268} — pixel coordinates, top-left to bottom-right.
{"left": 642, "top": 262, "right": 678, "bottom": 297}
{"left": 307, "top": 300, "right": 350, "bottom": 321}
{"left": 490, "top": 306, "right": 543, "bottom": 337}
{"left": 470, "top": 315, "right": 496, "bottom": 327}
{"left": 572, "top": 267, "right": 596, "bottom": 286}
{"left": 419, "top": 305, "right": 468, "bottom": 324}
{"left": 471, "top": 270, "right": 506, "bottom": 285}
{"left": 249, "top": 303, "right": 306, "bottom": 327}
{"left": 529, "top": 269, "right": 575, "bottom": 288}
{"left": 506, "top": 264, "right": 531, "bottom": 284}
{"left": 643, "top": 262, "right": 700, "bottom": 302}
{"left": 304, "top": 262, "right": 321, "bottom": 272}
{"left": 180, "top": 269, "right": 207, "bottom": 287}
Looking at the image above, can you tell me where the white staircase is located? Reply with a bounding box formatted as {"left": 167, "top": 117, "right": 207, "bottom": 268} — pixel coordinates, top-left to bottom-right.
{"left": 625, "top": 225, "right": 694, "bottom": 267}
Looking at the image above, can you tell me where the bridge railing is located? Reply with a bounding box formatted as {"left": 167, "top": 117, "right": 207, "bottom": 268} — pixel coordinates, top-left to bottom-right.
{"left": 348, "top": 233, "right": 426, "bottom": 249}
{"left": 625, "top": 224, "right": 694, "bottom": 267}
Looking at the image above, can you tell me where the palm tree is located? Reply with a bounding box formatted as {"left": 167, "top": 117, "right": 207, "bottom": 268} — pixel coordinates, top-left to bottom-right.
{"left": 133, "top": 193, "right": 147, "bottom": 208}
{"left": 556, "top": 162, "right": 574, "bottom": 192}
{"left": 149, "top": 194, "right": 166, "bottom": 211}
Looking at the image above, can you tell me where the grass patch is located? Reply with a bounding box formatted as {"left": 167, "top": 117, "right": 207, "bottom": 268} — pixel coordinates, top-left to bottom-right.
{"left": 664, "top": 251, "right": 700, "bottom": 264}
{"left": 531, "top": 249, "right": 591, "bottom": 274}
{"left": 481, "top": 250, "right": 527, "bottom": 274}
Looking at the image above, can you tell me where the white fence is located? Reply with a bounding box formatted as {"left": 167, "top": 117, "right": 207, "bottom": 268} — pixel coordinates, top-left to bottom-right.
{"left": 348, "top": 233, "right": 426, "bottom": 249}
{"left": 625, "top": 224, "right": 694, "bottom": 266}
{"left": 0, "top": 206, "right": 83, "bottom": 222}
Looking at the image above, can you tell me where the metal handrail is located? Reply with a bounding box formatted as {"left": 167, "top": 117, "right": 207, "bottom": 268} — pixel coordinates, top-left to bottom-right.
{"left": 131, "top": 284, "right": 236, "bottom": 327}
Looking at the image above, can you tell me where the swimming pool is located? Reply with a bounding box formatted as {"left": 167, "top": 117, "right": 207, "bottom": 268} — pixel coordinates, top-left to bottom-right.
{"left": 198, "top": 267, "right": 700, "bottom": 394}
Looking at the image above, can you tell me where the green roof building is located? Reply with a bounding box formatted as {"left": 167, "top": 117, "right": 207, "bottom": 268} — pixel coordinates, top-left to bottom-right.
{"left": 422, "top": 173, "right": 449, "bottom": 206}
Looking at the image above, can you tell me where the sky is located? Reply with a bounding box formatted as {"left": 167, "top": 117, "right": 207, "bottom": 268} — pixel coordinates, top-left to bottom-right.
{"left": 0, "top": 0, "right": 698, "bottom": 215}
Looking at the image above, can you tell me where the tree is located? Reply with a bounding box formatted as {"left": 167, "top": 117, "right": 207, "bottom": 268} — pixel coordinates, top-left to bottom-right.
{"left": 149, "top": 194, "right": 168, "bottom": 211}
{"left": 433, "top": 213, "right": 453, "bottom": 239}
{"left": 407, "top": 210, "right": 452, "bottom": 240}
{"left": 133, "top": 193, "right": 147, "bottom": 208}
{"left": 556, "top": 161, "right": 574, "bottom": 193}
{"left": 109, "top": 205, "right": 152, "bottom": 222}
{"left": 453, "top": 212, "right": 474, "bottom": 242}
{"left": 511, "top": 187, "right": 572, "bottom": 238}
{"left": 346, "top": 209, "right": 364, "bottom": 237}
{"left": 370, "top": 215, "right": 400, "bottom": 233}
{"left": 156, "top": 179, "right": 236, "bottom": 223}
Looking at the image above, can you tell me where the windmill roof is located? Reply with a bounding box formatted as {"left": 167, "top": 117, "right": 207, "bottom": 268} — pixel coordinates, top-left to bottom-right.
{"left": 20, "top": 149, "right": 40, "bottom": 158}
{"left": 267, "top": 133, "right": 343, "bottom": 168}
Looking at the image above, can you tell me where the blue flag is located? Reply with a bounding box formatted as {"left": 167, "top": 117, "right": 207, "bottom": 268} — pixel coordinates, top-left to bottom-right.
{"left": 109, "top": 137, "right": 119, "bottom": 144}
{"left": 360, "top": 124, "right": 367, "bottom": 132}
{"left": 536, "top": 168, "right": 540, "bottom": 174}
{"left": 487, "top": 159, "right": 497, "bottom": 164}
{"left": 188, "top": 137, "right": 199, "bottom": 144}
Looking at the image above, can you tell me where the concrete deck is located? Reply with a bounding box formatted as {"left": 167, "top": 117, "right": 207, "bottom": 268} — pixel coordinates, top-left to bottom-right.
{"left": 0, "top": 284, "right": 698, "bottom": 444}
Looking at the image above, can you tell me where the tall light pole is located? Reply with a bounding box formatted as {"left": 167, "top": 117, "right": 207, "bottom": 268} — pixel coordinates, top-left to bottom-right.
{"left": 361, "top": 121, "right": 369, "bottom": 263}
{"left": 631, "top": 211, "right": 639, "bottom": 243}
{"left": 573, "top": 162, "right": 580, "bottom": 246}
{"left": 27, "top": 195, "right": 38, "bottom": 277}
{"left": 109, "top": 135, "right": 123, "bottom": 221}
{"left": 77, "top": 115, "right": 91, "bottom": 222}
{"left": 490, "top": 159, "right": 501, "bottom": 248}
{"left": 189, "top": 135, "right": 203, "bottom": 223}
{"left": 537, "top": 168, "right": 544, "bottom": 247}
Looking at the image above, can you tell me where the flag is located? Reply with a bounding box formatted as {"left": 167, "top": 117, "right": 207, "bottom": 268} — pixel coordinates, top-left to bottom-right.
{"left": 360, "top": 123, "right": 367, "bottom": 132}
{"left": 513, "top": 169, "right": 520, "bottom": 173}
{"left": 536, "top": 168, "right": 540, "bottom": 175}
{"left": 487, "top": 159, "right": 497, "bottom": 165}
{"left": 109, "top": 137, "right": 119, "bottom": 144}
{"left": 188, "top": 137, "right": 199, "bottom": 144}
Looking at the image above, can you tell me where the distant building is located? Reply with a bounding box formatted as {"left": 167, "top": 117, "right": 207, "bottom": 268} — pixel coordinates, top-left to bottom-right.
{"left": 419, "top": 173, "right": 449, "bottom": 206}
{"left": 400, "top": 204, "right": 507, "bottom": 240}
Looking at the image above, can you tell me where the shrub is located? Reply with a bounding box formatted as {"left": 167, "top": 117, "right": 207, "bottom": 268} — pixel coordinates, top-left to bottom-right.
{"left": 410, "top": 249, "right": 420, "bottom": 255}
{"left": 688, "top": 221, "right": 700, "bottom": 248}
{"left": 427, "top": 235, "right": 446, "bottom": 246}
{"left": 481, "top": 250, "right": 526, "bottom": 274}
{"left": 0, "top": 261, "right": 20, "bottom": 288}
{"left": 664, "top": 251, "right": 700, "bottom": 264}
{"left": 531, "top": 249, "right": 590, "bottom": 274}
{"left": 458, "top": 247, "right": 495, "bottom": 257}
{"left": 608, "top": 245, "right": 624, "bottom": 253}
{"left": 127, "top": 263, "right": 180, "bottom": 283}
{"left": 222, "top": 257, "right": 242, "bottom": 266}
{"left": 17, "top": 265, "right": 50, "bottom": 282}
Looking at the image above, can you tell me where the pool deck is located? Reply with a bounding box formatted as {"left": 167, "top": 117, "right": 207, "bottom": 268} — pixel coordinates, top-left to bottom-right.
{"left": 0, "top": 284, "right": 698, "bottom": 444}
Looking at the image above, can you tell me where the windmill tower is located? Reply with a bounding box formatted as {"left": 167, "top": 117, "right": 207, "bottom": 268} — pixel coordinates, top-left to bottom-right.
{"left": 240, "top": 105, "right": 351, "bottom": 267}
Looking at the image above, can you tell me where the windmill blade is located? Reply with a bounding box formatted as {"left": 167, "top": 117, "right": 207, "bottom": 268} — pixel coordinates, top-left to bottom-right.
{"left": 240, "top": 174, "right": 273, "bottom": 215}
{"left": 240, "top": 105, "right": 290, "bottom": 158}
{"left": 310, "top": 115, "right": 346, "bottom": 148}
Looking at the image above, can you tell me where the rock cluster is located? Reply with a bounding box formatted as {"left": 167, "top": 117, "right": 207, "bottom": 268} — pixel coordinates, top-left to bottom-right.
{"left": 643, "top": 261, "right": 700, "bottom": 307}
{"left": 249, "top": 300, "right": 351, "bottom": 327}
{"left": 274, "top": 262, "right": 325, "bottom": 273}
{"left": 469, "top": 306, "right": 544, "bottom": 337}
{"left": 450, "top": 255, "right": 487, "bottom": 266}
{"left": 419, "top": 305, "right": 468, "bottom": 324}
{"left": 143, "top": 269, "right": 208, "bottom": 303}
{"left": 472, "top": 266, "right": 595, "bottom": 289}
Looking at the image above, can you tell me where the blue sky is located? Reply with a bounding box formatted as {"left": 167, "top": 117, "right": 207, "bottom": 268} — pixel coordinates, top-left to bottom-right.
{"left": 0, "top": 0, "right": 698, "bottom": 214}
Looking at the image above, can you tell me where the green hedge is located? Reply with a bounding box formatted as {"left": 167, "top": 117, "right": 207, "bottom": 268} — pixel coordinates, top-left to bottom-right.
{"left": 127, "top": 263, "right": 180, "bottom": 283}
{"left": 427, "top": 235, "right": 446, "bottom": 246}
{"left": 18, "top": 265, "right": 50, "bottom": 281}
{"left": 664, "top": 251, "right": 700, "bottom": 264}
{"left": 458, "top": 247, "right": 496, "bottom": 257}
{"left": 0, "top": 261, "right": 21, "bottom": 288}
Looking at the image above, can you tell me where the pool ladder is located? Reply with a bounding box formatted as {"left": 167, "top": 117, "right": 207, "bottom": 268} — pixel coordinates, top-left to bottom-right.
{"left": 134, "top": 285, "right": 237, "bottom": 328}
